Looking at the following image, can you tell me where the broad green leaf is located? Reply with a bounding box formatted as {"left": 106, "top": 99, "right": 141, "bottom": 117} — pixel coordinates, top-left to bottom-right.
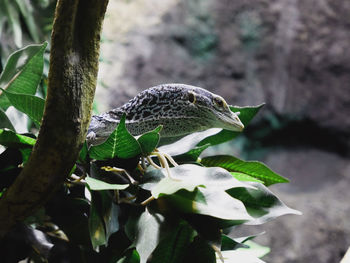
{"left": 152, "top": 221, "right": 195, "bottom": 263}
{"left": 198, "top": 104, "right": 264, "bottom": 147}
{"left": 138, "top": 125, "right": 162, "bottom": 155}
{"left": 86, "top": 176, "right": 129, "bottom": 191}
{"left": 147, "top": 164, "right": 252, "bottom": 198}
{"left": 0, "top": 109, "right": 15, "bottom": 131}
{"left": 88, "top": 190, "right": 120, "bottom": 251}
{"left": 0, "top": 129, "right": 36, "bottom": 147}
{"left": 102, "top": 195, "right": 119, "bottom": 243}
{"left": 161, "top": 188, "right": 253, "bottom": 222}
{"left": 88, "top": 192, "right": 106, "bottom": 251}
{"left": 135, "top": 209, "right": 165, "bottom": 263}
{"left": 227, "top": 182, "right": 301, "bottom": 225}
{"left": 231, "top": 172, "right": 264, "bottom": 184}
{"left": 0, "top": 42, "right": 47, "bottom": 109}
{"left": 201, "top": 155, "right": 288, "bottom": 186}
{"left": 152, "top": 176, "right": 204, "bottom": 198}
{"left": 89, "top": 114, "right": 141, "bottom": 160}
{"left": 0, "top": 89, "right": 45, "bottom": 126}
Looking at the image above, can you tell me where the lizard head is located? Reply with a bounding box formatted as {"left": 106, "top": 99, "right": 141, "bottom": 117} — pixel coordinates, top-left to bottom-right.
{"left": 183, "top": 85, "right": 244, "bottom": 132}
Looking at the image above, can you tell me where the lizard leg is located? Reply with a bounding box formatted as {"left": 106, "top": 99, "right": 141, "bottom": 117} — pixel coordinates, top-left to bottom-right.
{"left": 150, "top": 151, "right": 180, "bottom": 181}
{"left": 101, "top": 166, "right": 136, "bottom": 184}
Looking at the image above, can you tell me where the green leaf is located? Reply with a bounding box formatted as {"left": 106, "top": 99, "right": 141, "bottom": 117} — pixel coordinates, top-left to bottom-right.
{"left": 0, "top": 109, "right": 15, "bottom": 131}
{"left": 152, "top": 221, "right": 195, "bottom": 263}
{"left": 231, "top": 172, "right": 264, "bottom": 184}
{"left": 0, "top": 42, "right": 47, "bottom": 109}
{"left": 201, "top": 155, "right": 288, "bottom": 186}
{"left": 138, "top": 125, "right": 162, "bottom": 155}
{"left": 146, "top": 164, "right": 252, "bottom": 198}
{"left": 89, "top": 114, "right": 141, "bottom": 160}
{"left": 88, "top": 190, "right": 120, "bottom": 251}
{"left": 88, "top": 192, "right": 106, "bottom": 251}
{"left": 226, "top": 182, "right": 302, "bottom": 225}
{"left": 103, "top": 198, "right": 119, "bottom": 243}
{"left": 0, "top": 89, "right": 45, "bottom": 126}
{"left": 134, "top": 209, "right": 165, "bottom": 263}
{"left": 162, "top": 188, "right": 252, "bottom": 222}
{"left": 197, "top": 104, "right": 264, "bottom": 147}
{"left": 0, "top": 129, "right": 36, "bottom": 147}
{"left": 86, "top": 176, "right": 129, "bottom": 191}
{"left": 143, "top": 165, "right": 255, "bottom": 227}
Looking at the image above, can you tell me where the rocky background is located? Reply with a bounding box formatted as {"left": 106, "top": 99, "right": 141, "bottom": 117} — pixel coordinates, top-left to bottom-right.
{"left": 96, "top": 1, "right": 350, "bottom": 262}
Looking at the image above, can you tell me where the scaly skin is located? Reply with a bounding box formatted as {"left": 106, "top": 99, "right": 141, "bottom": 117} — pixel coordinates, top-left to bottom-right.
{"left": 87, "top": 83, "right": 244, "bottom": 145}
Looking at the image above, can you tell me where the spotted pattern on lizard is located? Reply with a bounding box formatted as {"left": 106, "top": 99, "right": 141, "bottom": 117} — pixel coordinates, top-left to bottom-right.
{"left": 87, "top": 83, "right": 244, "bottom": 145}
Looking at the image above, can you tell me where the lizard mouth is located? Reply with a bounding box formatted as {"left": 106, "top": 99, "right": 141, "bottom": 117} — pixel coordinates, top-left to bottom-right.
{"left": 217, "top": 111, "right": 244, "bottom": 132}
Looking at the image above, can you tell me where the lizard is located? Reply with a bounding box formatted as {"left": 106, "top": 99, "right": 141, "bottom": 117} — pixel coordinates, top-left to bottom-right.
{"left": 87, "top": 83, "right": 244, "bottom": 145}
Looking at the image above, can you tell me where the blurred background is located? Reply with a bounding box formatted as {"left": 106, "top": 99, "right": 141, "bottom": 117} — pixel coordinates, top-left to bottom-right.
{"left": 1, "top": 0, "right": 349, "bottom": 262}
{"left": 97, "top": 1, "right": 350, "bottom": 262}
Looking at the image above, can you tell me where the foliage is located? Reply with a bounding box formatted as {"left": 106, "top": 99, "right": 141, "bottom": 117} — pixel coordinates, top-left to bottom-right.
{"left": 0, "top": 44, "right": 301, "bottom": 262}
{"left": 0, "top": 0, "right": 56, "bottom": 68}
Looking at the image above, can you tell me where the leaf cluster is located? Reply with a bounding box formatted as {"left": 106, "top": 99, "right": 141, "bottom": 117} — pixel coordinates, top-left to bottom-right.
{"left": 0, "top": 0, "right": 56, "bottom": 67}
{"left": 0, "top": 44, "right": 300, "bottom": 263}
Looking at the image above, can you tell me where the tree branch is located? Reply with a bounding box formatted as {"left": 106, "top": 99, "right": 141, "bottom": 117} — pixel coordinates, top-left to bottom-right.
{"left": 0, "top": 0, "right": 109, "bottom": 238}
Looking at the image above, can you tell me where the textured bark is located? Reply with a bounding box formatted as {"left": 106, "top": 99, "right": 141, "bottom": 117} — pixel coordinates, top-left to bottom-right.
{"left": 0, "top": 0, "right": 109, "bottom": 238}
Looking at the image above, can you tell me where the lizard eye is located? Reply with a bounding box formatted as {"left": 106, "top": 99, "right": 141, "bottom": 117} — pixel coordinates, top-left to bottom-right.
{"left": 213, "top": 96, "right": 226, "bottom": 109}
{"left": 188, "top": 91, "right": 196, "bottom": 104}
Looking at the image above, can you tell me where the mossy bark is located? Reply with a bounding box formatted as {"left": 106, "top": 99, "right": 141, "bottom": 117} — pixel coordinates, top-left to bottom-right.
{"left": 0, "top": 0, "right": 109, "bottom": 238}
